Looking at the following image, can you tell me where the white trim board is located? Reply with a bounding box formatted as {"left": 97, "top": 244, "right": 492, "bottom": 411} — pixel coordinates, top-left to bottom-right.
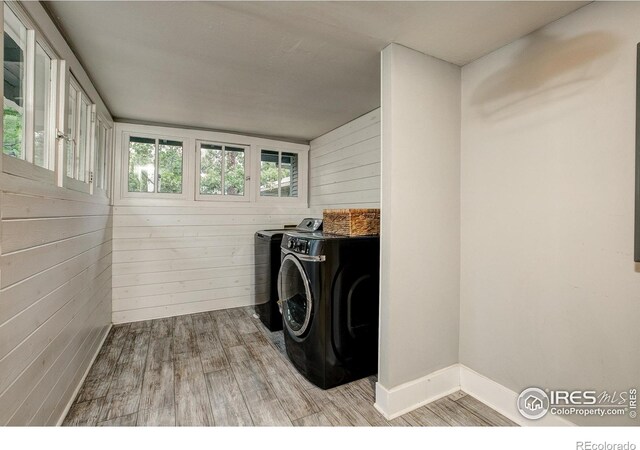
{"left": 459, "top": 365, "right": 574, "bottom": 427}
{"left": 55, "top": 324, "right": 112, "bottom": 426}
{"left": 374, "top": 364, "right": 575, "bottom": 426}
{"left": 374, "top": 365, "right": 460, "bottom": 420}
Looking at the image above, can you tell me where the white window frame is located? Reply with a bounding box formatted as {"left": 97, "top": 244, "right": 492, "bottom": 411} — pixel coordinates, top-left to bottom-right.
{"left": 195, "top": 140, "right": 250, "bottom": 203}
{"left": 2, "top": 0, "right": 60, "bottom": 185}
{"left": 92, "top": 112, "right": 112, "bottom": 197}
{"left": 120, "top": 131, "right": 190, "bottom": 200}
{"left": 113, "top": 122, "right": 308, "bottom": 207}
{"left": 255, "top": 146, "right": 308, "bottom": 205}
{"left": 62, "top": 74, "right": 94, "bottom": 194}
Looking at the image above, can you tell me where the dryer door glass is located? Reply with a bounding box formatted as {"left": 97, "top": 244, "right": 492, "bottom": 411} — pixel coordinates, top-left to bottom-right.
{"left": 278, "top": 254, "right": 312, "bottom": 336}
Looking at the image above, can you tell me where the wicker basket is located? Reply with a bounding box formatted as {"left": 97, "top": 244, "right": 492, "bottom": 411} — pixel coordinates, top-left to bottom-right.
{"left": 323, "top": 209, "right": 380, "bottom": 236}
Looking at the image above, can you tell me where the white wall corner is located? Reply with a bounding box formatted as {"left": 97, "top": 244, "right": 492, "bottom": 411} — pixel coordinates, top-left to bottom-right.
{"left": 374, "top": 364, "right": 575, "bottom": 426}
{"left": 459, "top": 365, "right": 575, "bottom": 427}
{"left": 55, "top": 324, "right": 112, "bottom": 426}
{"left": 374, "top": 364, "right": 461, "bottom": 420}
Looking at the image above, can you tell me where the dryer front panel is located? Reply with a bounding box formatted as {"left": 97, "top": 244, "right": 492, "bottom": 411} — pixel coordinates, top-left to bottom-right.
{"left": 278, "top": 254, "right": 313, "bottom": 337}
{"left": 332, "top": 264, "right": 379, "bottom": 364}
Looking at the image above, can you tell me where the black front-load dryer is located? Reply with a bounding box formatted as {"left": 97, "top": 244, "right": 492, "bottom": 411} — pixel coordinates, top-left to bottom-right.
{"left": 277, "top": 231, "right": 379, "bottom": 389}
{"left": 254, "top": 218, "right": 322, "bottom": 331}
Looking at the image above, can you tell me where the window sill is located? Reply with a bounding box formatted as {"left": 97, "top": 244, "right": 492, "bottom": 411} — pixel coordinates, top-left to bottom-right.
{"left": 121, "top": 191, "right": 189, "bottom": 201}
{"left": 92, "top": 186, "right": 110, "bottom": 199}
{"left": 257, "top": 195, "right": 306, "bottom": 205}
{"left": 2, "top": 154, "right": 56, "bottom": 185}
{"left": 63, "top": 176, "right": 91, "bottom": 194}
{"left": 113, "top": 196, "right": 309, "bottom": 209}
{"left": 195, "top": 194, "right": 250, "bottom": 203}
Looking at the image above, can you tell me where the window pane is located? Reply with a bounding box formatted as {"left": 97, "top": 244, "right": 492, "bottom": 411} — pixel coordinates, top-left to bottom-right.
{"left": 200, "top": 143, "right": 222, "bottom": 195}
{"left": 3, "top": 5, "right": 27, "bottom": 159}
{"left": 66, "top": 85, "right": 77, "bottom": 177}
{"left": 94, "top": 121, "right": 110, "bottom": 191}
{"left": 260, "top": 150, "right": 279, "bottom": 197}
{"left": 128, "top": 136, "right": 155, "bottom": 192}
{"left": 77, "top": 98, "right": 89, "bottom": 181}
{"left": 103, "top": 128, "right": 111, "bottom": 191}
{"left": 158, "top": 139, "right": 182, "bottom": 194}
{"left": 95, "top": 122, "right": 105, "bottom": 189}
{"left": 224, "top": 146, "right": 245, "bottom": 196}
{"left": 280, "top": 152, "right": 298, "bottom": 197}
{"left": 34, "top": 43, "right": 51, "bottom": 168}
{"left": 94, "top": 120, "right": 101, "bottom": 186}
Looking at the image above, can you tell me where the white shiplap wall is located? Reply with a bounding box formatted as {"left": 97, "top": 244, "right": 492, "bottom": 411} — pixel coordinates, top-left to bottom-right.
{"left": 0, "top": 2, "right": 114, "bottom": 426}
{"left": 309, "top": 109, "right": 381, "bottom": 210}
{"left": 112, "top": 205, "right": 311, "bottom": 323}
{"left": 0, "top": 177, "right": 112, "bottom": 426}
{"left": 111, "top": 123, "right": 312, "bottom": 324}
{"left": 112, "top": 110, "right": 380, "bottom": 324}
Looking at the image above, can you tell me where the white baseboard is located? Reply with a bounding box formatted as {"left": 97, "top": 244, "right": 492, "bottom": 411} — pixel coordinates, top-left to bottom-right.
{"left": 459, "top": 365, "right": 574, "bottom": 427}
{"left": 56, "top": 324, "right": 112, "bottom": 426}
{"left": 112, "top": 297, "right": 252, "bottom": 324}
{"left": 374, "top": 364, "right": 461, "bottom": 420}
{"left": 374, "top": 363, "right": 575, "bottom": 426}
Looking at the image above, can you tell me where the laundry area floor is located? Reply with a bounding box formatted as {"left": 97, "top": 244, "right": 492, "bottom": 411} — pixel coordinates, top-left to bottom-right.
{"left": 62, "top": 307, "right": 516, "bottom": 427}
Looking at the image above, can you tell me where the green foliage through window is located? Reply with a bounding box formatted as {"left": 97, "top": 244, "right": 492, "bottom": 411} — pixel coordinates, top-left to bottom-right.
{"left": 3, "top": 5, "right": 26, "bottom": 159}
{"left": 260, "top": 150, "right": 279, "bottom": 197}
{"left": 158, "top": 140, "right": 183, "bottom": 194}
{"left": 199, "top": 143, "right": 245, "bottom": 196}
{"left": 224, "top": 148, "right": 245, "bottom": 196}
{"left": 200, "top": 144, "right": 222, "bottom": 195}
{"left": 128, "top": 136, "right": 183, "bottom": 194}
{"left": 3, "top": 107, "right": 23, "bottom": 158}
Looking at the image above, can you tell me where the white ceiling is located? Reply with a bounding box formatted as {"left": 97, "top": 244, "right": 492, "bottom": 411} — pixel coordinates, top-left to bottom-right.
{"left": 45, "top": 1, "right": 589, "bottom": 141}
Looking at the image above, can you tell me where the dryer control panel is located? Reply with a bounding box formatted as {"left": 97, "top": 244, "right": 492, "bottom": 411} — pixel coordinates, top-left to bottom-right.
{"left": 282, "top": 232, "right": 325, "bottom": 258}
{"left": 286, "top": 237, "right": 310, "bottom": 254}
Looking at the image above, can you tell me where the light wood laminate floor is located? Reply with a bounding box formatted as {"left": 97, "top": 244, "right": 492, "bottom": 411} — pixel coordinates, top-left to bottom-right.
{"left": 63, "top": 307, "right": 516, "bottom": 427}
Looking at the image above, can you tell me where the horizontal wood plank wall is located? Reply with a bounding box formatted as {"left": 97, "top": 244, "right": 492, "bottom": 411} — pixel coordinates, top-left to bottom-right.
{"left": 111, "top": 205, "right": 312, "bottom": 323}
{"left": 309, "top": 109, "right": 381, "bottom": 211}
{"left": 0, "top": 175, "right": 113, "bottom": 426}
{"left": 0, "top": 1, "right": 116, "bottom": 426}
